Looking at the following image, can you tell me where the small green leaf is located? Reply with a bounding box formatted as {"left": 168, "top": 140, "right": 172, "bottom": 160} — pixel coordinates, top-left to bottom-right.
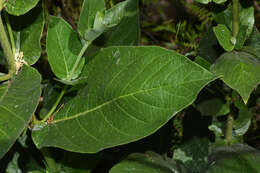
{"left": 101, "top": 0, "right": 139, "bottom": 46}
{"left": 0, "top": 66, "right": 41, "bottom": 159}
{"left": 77, "top": 0, "right": 105, "bottom": 37}
{"left": 9, "top": 5, "right": 44, "bottom": 65}
{"left": 173, "top": 137, "right": 210, "bottom": 173}
{"left": 243, "top": 27, "right": 260, "bottom": 59}
{"left": 213, "top": 24, "right": 234, "bottom": 52}
{"left": 32, "top": 46, "right": 216, "bottom": 153}
{"left": 110, "top": 151, "right": 185, "bottom": 173}
{"left": 233, "top": 109, "right": 251, "bottom": 136}
{"left": 214, "top": 3, "right": 254, "bottom": 49}
{"left": 46, "top": 16, "right": 84, "bottom": 81}
{"left": 5, "top": 153, "right": 22, "bottom": 173}
{"left": 207, "top": 144, "right": 260, "bottom": 173}
{"left": 196, "top": 98, "right": 230, "bottom": 116}
{"left": 211, "top": 51, "right": 260, "bottom": 103}
{"left": 213, "top": 0, "right": 227, "bottom": 4}
{"left": 195, "top": 0, "right": 211, "bottom": 4}
{"left": 5, "top": 0, "right": 40, "bottom": 16}
{"left": 198, "top": 28, "right": 221, "bottom": 64}
{"left": 81, "top": 0, "right": 139, "bottom": 45}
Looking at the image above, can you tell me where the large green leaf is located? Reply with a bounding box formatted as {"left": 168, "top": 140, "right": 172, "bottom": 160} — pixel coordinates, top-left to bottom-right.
{"left": 32, "top": 46, "right": 216, "bottom": 153}
{"left": 110, "top": 151, "right": 186, "bottom": 173}
{"left": 207, "top": 144, "right": 260, "bottom": 173}
{"left": 46, "top": 16, "right": 84, "bottom": 81}
{"left": 77, "top": 0, "right": 105, "bottom": 37}
{"left": 9, "top": 5, "right": 44, "bottom": 65}
{"left": 211, "top": 51, "right": 260, "bottom": 103}
{"left": 5, "top": 0, "right": 40, "bottom": 16}
{"left": 0, "top": 66, "right": 41, "bottom": 159}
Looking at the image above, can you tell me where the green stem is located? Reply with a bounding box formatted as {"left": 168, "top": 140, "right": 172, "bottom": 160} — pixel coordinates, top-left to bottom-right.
{"left": 232, "top": 0, "right": 239, "bottom": 38}
{"left": 225, "top": 113, "right": 234, "bottom": 145}
{"left": 69, "top": 41, "right": 91, "bottom": 81}
{"left": 41, "top": 148, "right": 58, "bottom": 173}
{"left": 0, "top": 12, "right": 15, "bottom": 82}
{"left": 41, "top": 85, "right": 68, "bottom": 122}
{"left": 3, "top": 11, "right": 15, "bottom": 56}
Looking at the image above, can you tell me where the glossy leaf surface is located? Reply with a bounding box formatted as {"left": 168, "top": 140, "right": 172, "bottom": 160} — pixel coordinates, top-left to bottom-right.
{"left": 9, "top": 5, "right": 44, "bottom": 65}
{"left": 32, "top": 46, "right": 216, "bottom": 153}
{"left": 207, "top": 144, "right": 260, "bottom": 173}
{"left": 211, "top": 51, "right": 260, "bottom": 103}
{"left": 213, "top": 24, "right": 234, "bottom": 52}
{"left": 78, "top": 0, "right": 105, "bottom": 37}
{"left": 0, "top": 66, "right": 41, "bottom": 159}
{"left": 46, "top": 16, "right": 84, "bottom": 81}
{"left": 110, "top": 151, "right": 185, "bottom": 173}
{"left": 5, "top": 0, "right": 40, "bottom": 16}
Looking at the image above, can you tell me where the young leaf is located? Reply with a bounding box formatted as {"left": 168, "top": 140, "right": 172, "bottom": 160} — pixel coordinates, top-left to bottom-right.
{"left": 78, "top": 0, "right": 105, "bottom": 37}
{"left": 46, "top": 16, "right": 84, "bottom": 81}
{"left": 173, "top": 137, "right": 210, "bottom": 173}
{"left": 0, "top": 66, "right": 41, "bottom": 159}
{"left": 81, "top": 0, "right": 139, "bottom": 45}
{"left": 32, "top": 46, "right": 216, "bottom": 153}
{"left": 233, "top": 109, "right": 251, "bottom": 136}
{"left": 213, "top": 24, "right": 234, "bottom": 52}
{"left": 207, "top": 144, "right": 260, "bottom": 173}
{"left": 243, "top": 27, "right": 260, "bottom": 59}
{"left": 9, "top": 5, "right": 44, "bottom": 65}
{"left": 101, "top": 0, "right": 139, "bottom": 46}
{"left": 214, "top": 2, "right": 254, "bottom": 49}
{"left": 196, "top": 98, "right": 230, "bottom": 116}
{"left": 198, "top": 28, "right": 221, "bottom": 64}
{"left": 110, "top": 151, "right": 185, "bottom": 173}
{"left": 5, "top": 0, "right": 40, "bottom": 16}
{"left": 211, "top": 51, "right": 260, "bottom": 103}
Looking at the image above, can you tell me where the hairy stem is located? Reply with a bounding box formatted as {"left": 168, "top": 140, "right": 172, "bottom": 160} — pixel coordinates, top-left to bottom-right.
{"left": 0, "top": 12, "right": 15, "bottom": 82}
{"left": 232, "top": 0, "right": 239, "bottom": 38}
{"left": 225, "top": 113, "right": 234, "bottom": 145}
{"left": 42, "top": 85, "right": 68, "bottom": 122}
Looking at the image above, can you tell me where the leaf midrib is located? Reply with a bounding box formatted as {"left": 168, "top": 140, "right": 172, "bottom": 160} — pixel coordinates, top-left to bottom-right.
{"left": 52, "top": 77, "right": 213, "bottom": 124}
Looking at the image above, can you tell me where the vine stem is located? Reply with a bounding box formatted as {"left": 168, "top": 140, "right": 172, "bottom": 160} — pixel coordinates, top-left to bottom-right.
{"left": 41, "top": 85, "right": 68, "bottom": 122}
{"left": 0, "top": 11, "right": 15, "bottom": 82}
{"left": 225, "top": 113, "right": 234, "bottom": 145}
{"left": 232, "top": 0, "right": 239, "bottom": 38}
